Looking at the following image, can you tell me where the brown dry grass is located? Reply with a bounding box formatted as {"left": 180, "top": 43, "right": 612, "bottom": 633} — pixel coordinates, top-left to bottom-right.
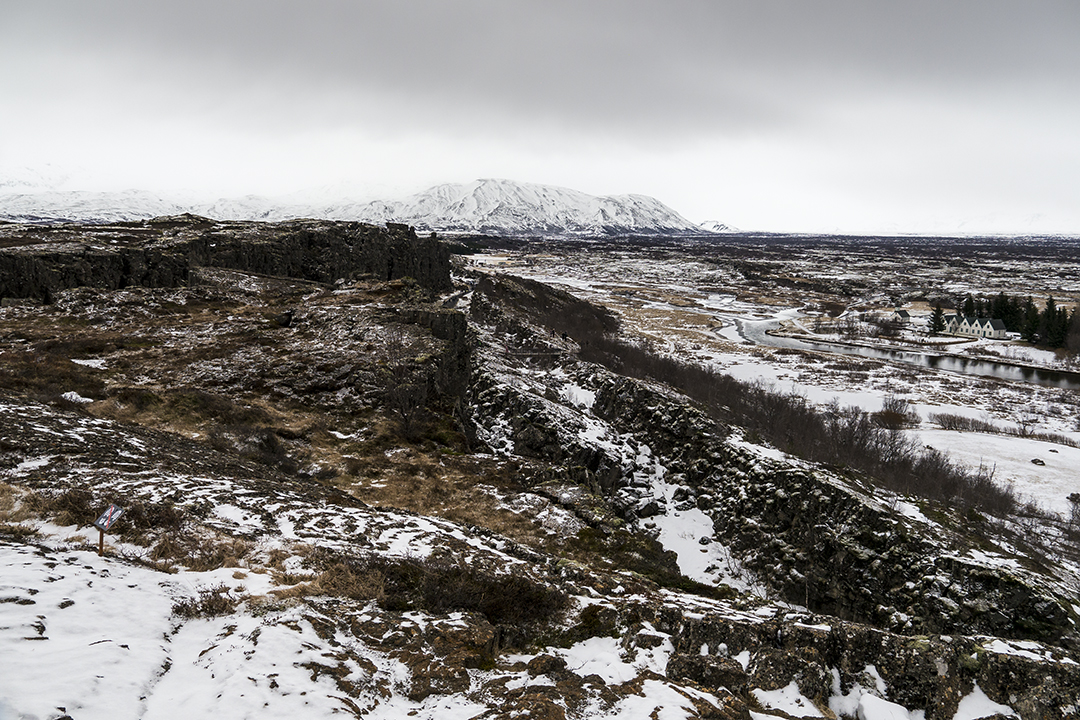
{"left": 271, "top": 561, "right": 385, "bottom": 602}
{"left": 24, "top": 488, "right": 98, "bottom": 527}
{"left": 172, "top": 583, "right": 245, "bottom": 618}
{"left": 272, "top": 550, "right": 568, "bottom": 630}
{"left": 338, "top": 451, "right": 556, "bottom": 552}
{"left": 150, "top": 533, "right": 251, "bottom": 572}
{"left": 0, "top": 483, "right": 39, "bottom": 536}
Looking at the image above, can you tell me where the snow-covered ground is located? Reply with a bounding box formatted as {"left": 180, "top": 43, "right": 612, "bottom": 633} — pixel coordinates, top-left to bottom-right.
{"left": 0, "top": 538, "right": 356, "bottom": 720}
{"left": 916, "top": 429, "right": 1080, "bottom": 516}
{"left": 474, "top": 248, "right": 1080, "bottom": 523}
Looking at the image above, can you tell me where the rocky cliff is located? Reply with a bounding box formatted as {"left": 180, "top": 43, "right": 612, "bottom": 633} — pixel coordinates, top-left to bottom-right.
{"left": 0, "top": 215, "right": 451, "bottom": 304}
{"left": 466, "top": 274, "right": 1079, "bottom": 649}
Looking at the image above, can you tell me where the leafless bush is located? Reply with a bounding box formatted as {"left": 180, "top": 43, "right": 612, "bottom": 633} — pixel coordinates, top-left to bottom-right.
{"left": 930, "top": 412, "right": 1079, "bottom": 448}
{"left": 1067, "top": 494, "right": 1080, "bottom": 547}
{"left": 872, "top": 396, "right": 919, "bottom": 429}
{"left": 839, "top": 314, "right": 862, "bottom": 339}
{"left": 377, "top": 328, "right": 434, "bottom": 440}
{"left": 172, "top": 584, "right": 243, "bottom": 618}
{"left": 868, "top": 317, "right": 902, "bottom": 338}
{"left": 297, "top": 550, "right": 568, "bottom": 628}
{"left": 578, "top": 333, "right": 1021, "bottom": 515}
{"left": 25, "top": 488, "right": 97, "bottom": 527}
{"left": 929, "top": 413, "right": 998, "bottom": 433}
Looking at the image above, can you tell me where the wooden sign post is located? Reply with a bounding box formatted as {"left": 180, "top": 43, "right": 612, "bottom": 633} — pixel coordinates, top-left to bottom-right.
{"left": 93, "top": 504, "right": 124, "bottom": 557}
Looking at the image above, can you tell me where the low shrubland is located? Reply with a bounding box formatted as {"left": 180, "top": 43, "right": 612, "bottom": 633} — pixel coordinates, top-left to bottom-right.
{"left": 930, "top": 412, "right": 1079, "bottom": 448}
{"left": 275, "top": 549, "right": 568, "bottom": 629}
{"left": 576, "top": 332, "right": 1021, "bottom": 515}
{"left": 475, "top": 270, "right": 1028, "bottom": 517}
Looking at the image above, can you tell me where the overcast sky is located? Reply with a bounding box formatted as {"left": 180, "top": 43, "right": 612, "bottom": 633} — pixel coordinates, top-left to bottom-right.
{"left": 2, "top": 1, "right": 1078, "bottom": 234}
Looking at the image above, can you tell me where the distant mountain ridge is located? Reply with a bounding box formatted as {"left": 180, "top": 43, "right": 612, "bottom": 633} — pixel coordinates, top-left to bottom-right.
{"left": 0, "top": 178, "right": 712, "bottom": 237}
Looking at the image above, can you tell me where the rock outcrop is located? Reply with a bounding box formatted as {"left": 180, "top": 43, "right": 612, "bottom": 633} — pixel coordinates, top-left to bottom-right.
{"left": 0, "top": 216, "right": 452, "bottom": 304}
{"left": 468, "top": 272, "right": 1080, "bottom": 647}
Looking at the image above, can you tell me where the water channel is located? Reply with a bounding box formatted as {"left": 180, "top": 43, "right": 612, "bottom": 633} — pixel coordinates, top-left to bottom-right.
{"left": 736, "top": 319, "right": 1080, "bottom": 391}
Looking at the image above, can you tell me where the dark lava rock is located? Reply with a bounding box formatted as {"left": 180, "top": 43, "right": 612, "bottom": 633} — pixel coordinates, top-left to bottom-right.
{"left": 748, "top": 647, "right": 830, "bottom": 703}
{"left": 0, "top": 217, "right": 452, "bottom": 304}
{"left": 527, "top": 654, "right": 568, "bottom": 676}
{"left": 666, "top": 653, "right": 749, "bottom": 696}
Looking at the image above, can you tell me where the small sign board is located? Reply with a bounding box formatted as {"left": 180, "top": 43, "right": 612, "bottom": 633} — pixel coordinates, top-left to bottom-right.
{"left": 93, "top": 504, "right": 124, "bottom": 532}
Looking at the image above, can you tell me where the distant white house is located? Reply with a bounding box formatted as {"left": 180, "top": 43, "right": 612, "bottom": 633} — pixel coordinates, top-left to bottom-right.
{"left": 892, "top": 309, "right": 912, "bottom": 324}
{"left": 943, "top": 314, "right": 1007, "bottom": 339}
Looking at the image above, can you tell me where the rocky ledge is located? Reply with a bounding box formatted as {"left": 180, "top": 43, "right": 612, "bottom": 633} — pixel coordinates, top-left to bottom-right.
{"left": 0, "top": 215, "right": 451, "bottom": 304}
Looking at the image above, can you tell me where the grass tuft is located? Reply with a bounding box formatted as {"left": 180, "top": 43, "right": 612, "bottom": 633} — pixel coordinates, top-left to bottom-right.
{"left": 172, "top": 583, "right": 243, "bottom": 618}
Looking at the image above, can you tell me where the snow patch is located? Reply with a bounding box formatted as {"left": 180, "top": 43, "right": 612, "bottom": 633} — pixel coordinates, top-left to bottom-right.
{"left": 60, "top": 391, "right": 94, "bottom": 404}
{"left": 753, "top": 681, "right": 825, "bottom": 717}
{"left": 953, "top": 683, "right": 1016, "bottom": 720}
{"left": 71, "top": 358, "right": 107, "bottom": 369}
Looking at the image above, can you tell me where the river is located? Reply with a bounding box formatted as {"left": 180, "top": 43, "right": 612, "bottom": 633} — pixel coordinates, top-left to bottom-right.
{"left": 735, "top": 318, "right": 1080, "bottom": 391}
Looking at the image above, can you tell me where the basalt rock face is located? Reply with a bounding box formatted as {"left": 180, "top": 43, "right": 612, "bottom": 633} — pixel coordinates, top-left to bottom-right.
{"left": 0, "top": 235, "right": 190, "bottom": 304}
{"left": 466, "top": 274, "right": 1078, "bottom": 648}
{"left": 0, "top": 216, "right": 452, "bottom": 304}
{"left": 182, "top": 219, "right": 451, "bottom": 290}
{"left": 587, "top": 374, "right": 1076, "bottom": 645}
{"left": 647, "top": 601, "right": 1080, "bottom": 720}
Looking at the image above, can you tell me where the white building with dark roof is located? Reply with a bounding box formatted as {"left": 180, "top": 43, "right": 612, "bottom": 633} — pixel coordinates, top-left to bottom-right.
{"left": 944, "top": 315, "right": 1007, "bottom": 339}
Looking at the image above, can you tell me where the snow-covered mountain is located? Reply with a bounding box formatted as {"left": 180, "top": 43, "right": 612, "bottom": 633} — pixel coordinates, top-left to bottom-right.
{"left": 0, "top": 190, "right": 186, "bottom": 224}
{"left": 0, "top": 178, "right": 712, "bottom": 236}
{"left": 699, "top": 219, "right": 737, "bottom": 233}
{"left": 379, "top": 179, "right": 705, "bottom": 236}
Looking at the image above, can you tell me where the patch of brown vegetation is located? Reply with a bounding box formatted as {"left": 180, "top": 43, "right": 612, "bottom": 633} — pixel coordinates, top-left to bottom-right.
{"left": 149, "top": 533, "right": 251, "bottom": 572}
{"left": 0, "top": 482, "right": 39, "bottom": 536}
{"left": 172, "top": 583, "right": 245, "bottom": 618}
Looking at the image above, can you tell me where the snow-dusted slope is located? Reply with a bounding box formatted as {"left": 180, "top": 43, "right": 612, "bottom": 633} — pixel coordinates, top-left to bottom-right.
{"left": 0, "top": 179, "right": 711, "bottom": 236}
{"left": 0, "top": 190, "right": 186, "bottom": 224}
{"left": 380, "top": 179, "right": 705, "bottom": 236}
{"left": 699, "top": 219, "right": 737, "bottom": 233}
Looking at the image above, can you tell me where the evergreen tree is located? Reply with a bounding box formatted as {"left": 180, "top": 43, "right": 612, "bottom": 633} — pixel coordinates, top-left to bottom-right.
{"left": 990, "top": 292, "right": 1009, "bottom": 321}
{"left": 930, "top": 304, "right": 946, "bottom": 335}
{"left": 1067, "top": 308, "right": 1080, "bottom": 354}
{"left": 1003, "top": 295, "right": 1023, "bottom": 332}
{"left": 962, "top": 295, "right": 976, "bottom": 317}
{"left": 1045, "top": 297, "right": 1069, "bottom": 348}
{"left": 1022, "top": 297, "right": 1040, "bottom": 342}
{"left": 1041, "top": 297, "right": 1060, "bottom": 347}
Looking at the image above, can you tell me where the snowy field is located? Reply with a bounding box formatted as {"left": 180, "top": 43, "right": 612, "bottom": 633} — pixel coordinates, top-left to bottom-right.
{"left": 471, "top": 245, "right": 1080, "bottom": 522}
{"left": 2, "top": 534, "right": 1032, "bottom": 720}
{"left": 916, "top": 429, "right": 1080, "bottom": 517}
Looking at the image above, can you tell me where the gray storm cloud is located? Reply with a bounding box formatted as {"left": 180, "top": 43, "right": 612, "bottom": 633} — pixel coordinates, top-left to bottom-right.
{"left": 7, "top": 0, "right": 1078, "bottom": 135}
{"left": 2, "top": 0, "right": 1079, "bottom": 232}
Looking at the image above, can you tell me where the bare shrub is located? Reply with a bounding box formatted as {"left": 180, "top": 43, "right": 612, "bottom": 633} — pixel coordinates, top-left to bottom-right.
{"left": 1067, "top": 494, "right": 1080, "bottom": 547}
{"left": 151, "top": 533, "right": 250, "bottom": 572}
{"left": 377, "top": 328, "right": 434, "bottom": 440}
{"left": 872, "top": 318, "right": 902, "bottom": 337}
{"left": 578, "top": 333, "right": 1022, "bottom": 516}
{"left": 930, "top": 413, "right": 998, "bottom": 433}
{"left": 26, "top": 488, "right": 97, "bottom": 527}
{"left": 119, "top": 500, "right": 185, "bottom": 535}
{"left": 172, "top": 584, "right": 243, "bottom": 618}
{"left": 872, "top": 396, "right": 919, "bottom": 429}
{"left": 930, "top": 412, "right": 1079, "bottom": 449}
{"left": 299, "top": 550, "right": 568, "bottom": 628}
